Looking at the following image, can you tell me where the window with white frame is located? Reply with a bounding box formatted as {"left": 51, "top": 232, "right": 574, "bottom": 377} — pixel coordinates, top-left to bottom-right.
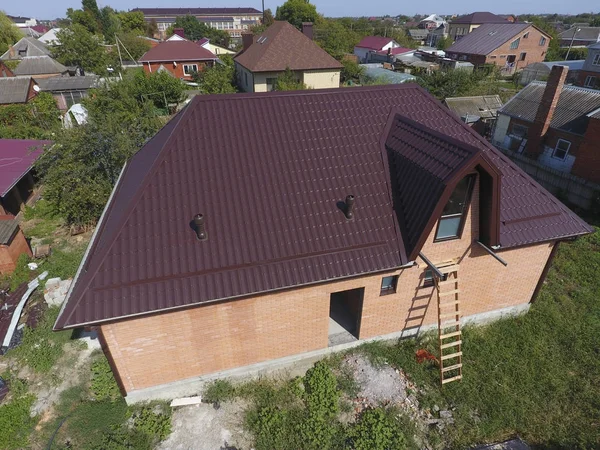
{"left": 183, "top": 64, "right": 198, "bottom": 76}
{"left": 584, "top": 76, "right": 597, "bottom": 88}
{"left": 552, "top": 139, "right": 571, "bottom": 160}
{"left": 593, "top": 54, "right": 600, "bottom": 66}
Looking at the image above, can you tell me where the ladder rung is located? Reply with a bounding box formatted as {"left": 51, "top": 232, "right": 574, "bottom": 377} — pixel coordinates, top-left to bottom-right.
{"left": 441, "top": 340, "right": 461, "bottom": 349}
{"left": 441, "top": 375, "right": 463, "bottom": 384}
{"left": 439, "top": 312, "right": 461, "bottom": 319}
{"left": 440, "top": 330, "right": 462, "bottom": 339}
{"left": 440, "top": 320, "right": 461, "bottom": 328}
{"left": 439, "top": 265, "right": 459, "bottom": 274}
{"left": 438, "top": 289, "right": 460, "bottom": 297}
{"left": 439, "top": 300, "right": 460, "bottom": 307}
{"left": 437, "top": 279, "right": 458, "bottom": 287}
{"left": 441, "top": 363, "right": 462, "bottom": 372}
{"left": 441, "top": 351, "right": 462, "bottom": 361}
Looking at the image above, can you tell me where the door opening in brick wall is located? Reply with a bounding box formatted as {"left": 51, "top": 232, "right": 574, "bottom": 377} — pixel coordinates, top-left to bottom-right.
{"left": 328, "top": 287, "right": 364, "bottom": 346}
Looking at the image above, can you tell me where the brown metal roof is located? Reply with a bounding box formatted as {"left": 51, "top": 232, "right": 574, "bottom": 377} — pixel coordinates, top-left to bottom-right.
{"left": 139, "top": 39, "right": 218, "bottom": 63}
{"left": 55, "top": 84, "right": 592, "bottom": 329}
{"left": 450, "top": 12, "right": 509, "bottom": 25}
{"left": 447, "top": 23, "right": 534, "bottom": 56}
{"left": 234, "top": 21, "right": 343, "bottom": 72}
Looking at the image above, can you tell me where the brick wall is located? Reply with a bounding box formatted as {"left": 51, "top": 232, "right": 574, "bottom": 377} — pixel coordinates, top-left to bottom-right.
{"left": 142, "top": 60, "right": 212, "bottom": 80}
{"left": 485, "top": 26, "right": 549, "bottom": 71}
{"left": 571, "top": 117, "right": 600, "bottom": 183}
{"left": 577, "top": 70, "right": 599, "bottom": 88}
{"left": 102, "top": 175, "right": 555, "bottom": 393}
{"left": 0, "top": 229, "right": 32, "bottom": 274}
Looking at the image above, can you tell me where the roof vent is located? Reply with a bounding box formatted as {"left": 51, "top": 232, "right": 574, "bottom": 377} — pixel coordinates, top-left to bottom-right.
{"left": 344, "top": 195, "right": 355, "bottom": 220}
{"left": 193, "top": 213, "right": 208, "bottom": 240}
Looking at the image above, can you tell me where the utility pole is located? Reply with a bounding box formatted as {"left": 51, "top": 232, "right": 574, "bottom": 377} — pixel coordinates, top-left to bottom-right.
{"left": 565, "top": 28, "right": 581, "bottom": 61}
{"left": 262, "top": 0, "right": 265, "bottom": 23}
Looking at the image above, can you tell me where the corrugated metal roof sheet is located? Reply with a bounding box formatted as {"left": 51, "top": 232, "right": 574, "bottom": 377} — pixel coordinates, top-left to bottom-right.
{"left": 450, "top": 12, "right": 508, "bottom": 24}
{"left": 0, "top": 219, "right": 19, "bottom": 244}
{"left": 235, "top": 21, "right": 343, "bottom": 72}
{"left": 499, "top": 81, "right": 600, "bottom": 134}
{"left": 0, "top": 37, "right": 49, "bottom": 59}
{"left": 447, "top": 23, "right": 532, "bottom": 56}
{"left": 12, "top": 56, "right": 68, "bottom": 76}
{"left": 558, "top": 27, "right": 600, "bottom": 41}
{"left": 0, "top": 78, "right": 32, "bottom": 104}
{"left": 0, "top": 139, "right": 50, "bottom": 196}
{"left": 132, "top": 7, "right": 261, "bottom": 16}
{"left": 445, "top": 95, "right": 503, "bottom": 120}
{"left": 54, "top": 84, "right": 592, "bottom": 329}
{"left": 34, "top": 75, "right": 98, "bottom": 92}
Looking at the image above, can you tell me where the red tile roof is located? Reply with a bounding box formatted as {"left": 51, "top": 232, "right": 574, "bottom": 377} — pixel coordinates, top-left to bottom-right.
{"left": 0, "top": 139, "right": 50, "bottom": 197}
{"left": 54, "top": 85, "right": 591, "bottom": 329}
{"left": 375, "top": 47, "right": 413, "bottom": 56}
{"left": 139, "top": 39, "right": 217, "bottom": 63}
{"left": 234, "top": 21, "right": 342, "bottom": 72}
{"left": 355, "top": 36, "right": 396, "bottom": 50}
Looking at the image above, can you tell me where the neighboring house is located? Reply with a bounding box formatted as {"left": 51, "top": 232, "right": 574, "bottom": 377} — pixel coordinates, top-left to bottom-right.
{"left": 427, "top": 23, "right": 449, "bottom": 47}
{"left": 138, "top": 38, "right": 218, "bottom": 81}
{"left": 0, "top": 77, "right": 38, "bottom": 105}
{"left": 408, "top": 29, "right": 430, "bottom": 44}
{"left": 0, "top": 37, "right": 50, "bottom": 60}
{"left": 197, "top": 37, "right": 234, "bottom": 55}
{"left": 445, "top": 23, "right": 551, "bottom": 74}
{"left": 0, "top": 216, "right": 32, "bottom": 274}
{"left": 577, "top": 42, "right": 600, "bottom": 89}
{"left": 7, "top": 15, "right": 37, "bottom": 28}
{"left": 0, "top": 139, "right": 49, "bottom": 216}
{"left": 11, "top": 56, "right": 68, "bottom": 78}
{"left": 499, "top": 15, "right": 518, "bottom": 23}
{"left": 493, "top": 66, "right": 600, "bottom": 182}
{"left": 558, "top": 27, "right": 600, "bottom": 48}
{"left": 354, "top": 36, "right": 402, "bottom": 63}
{"left": 54, "top": 84, "right": 590, "bottom": 401}
{"left": 448, "top": 12, "right": 508, "bottom": 42}
{"left": 35, "top": 76, "right": 99, "bottom": 111}
{"left": 519, "top": 60, "right": 584, "bottom": 86}
{"left": 132, "top": 7, "right": 262, "bottom": 39}
{"left": 418, "top": 14, "right": 446, "bottom": 30}
{"left": 444, "top": 95, "right": 502, "bottom": 137}
{"left": 235, "top": 22, "right": 342, "bottom": 93}
{"left": 38, "top": 28, "right": 62, "bottom": 46}
{"left": 368, "top": 47, "right": 414, "bottom": 64}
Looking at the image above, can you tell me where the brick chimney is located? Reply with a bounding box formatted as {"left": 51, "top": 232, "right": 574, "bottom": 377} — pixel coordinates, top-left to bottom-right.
{"left": 526, "top": 65, "right": 568, "bottom": 156}
{"left": 302, "top": 22, "right": 313, "bottom": 40}
{"left": 242, "top": 33, "right": 255, "bottom": 51}
{"left": 173, "top": 28, "right": 185, "bottom": 38}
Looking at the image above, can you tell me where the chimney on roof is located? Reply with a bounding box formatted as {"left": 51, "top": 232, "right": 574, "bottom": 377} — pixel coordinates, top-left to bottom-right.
{"left": 242, "top": 32, "right": 255, "bottom": 51}
{"left": 302, "top": 22, "right": 314, "bottom": 40}
{"left": 344, "top": 195, "right": 355, "bottom": 220}
{"left": 8, "top": 46, "right": 14, "bottom": 59}
{"left": 193, "top": 214, "right": 208, "bottom": 240}
{"left": 173, "top": 28, "right": 185, "bottom": 38}
{"left": 526, "top": 65, "right": 568, "bottom": 156}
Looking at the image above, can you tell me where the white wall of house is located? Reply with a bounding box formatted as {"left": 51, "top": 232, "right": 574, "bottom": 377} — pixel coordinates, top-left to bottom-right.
{"left": 354, "top": 40, "right": 399, "bottom": 63}
{"left": 236, "top": 64, "right": 341, "bottom": 92}
{"left": 235, "top": 62, "right": 255, "bottom": 92}
{"left": 302, "top": 70, "right": 340, "bottom": 89}
{"left": 538, "top": 146, "right": 576, "bottom": 173}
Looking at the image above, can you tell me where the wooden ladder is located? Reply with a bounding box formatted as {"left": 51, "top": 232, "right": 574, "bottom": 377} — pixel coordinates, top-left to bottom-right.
{"left": 435, "top": 264, "right": 463, "bottom": 385}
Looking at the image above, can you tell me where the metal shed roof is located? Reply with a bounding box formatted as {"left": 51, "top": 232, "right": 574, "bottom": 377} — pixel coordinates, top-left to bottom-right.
{"left": 447, "top": 23, "right": 532, "bottom": 56}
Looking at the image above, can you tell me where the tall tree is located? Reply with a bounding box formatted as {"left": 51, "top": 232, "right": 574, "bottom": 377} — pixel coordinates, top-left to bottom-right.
{"left": 119, "top": 11, "right": 146, "bottom": 34}
{"left": 146, "top": 18, "right": 159, "bottom": 38}
{"left": 275, "top": 0, "right": 319, "bottom": 30}
{"left": 54, "top": 24, "right": 107, "bottom": 75}
{"left": 167, "top": 15, "right": 230, "bottom": 47}
{"left": 192, "top": 55, "right": 237, "bottom": 94}
{"left": 0, "top": 11, "right": 22, "bottom": 55}
{"left": 315, "top": 19, "right": 360, "bottom": 59}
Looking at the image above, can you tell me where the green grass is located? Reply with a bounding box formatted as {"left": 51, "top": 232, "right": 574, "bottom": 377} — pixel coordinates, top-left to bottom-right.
{"left": 0, "top": 376, "right": 37, "bottom": 450}
{"left": 22, "top": 199, "right": 64, "bottom": 238}
{"left": 358, "top": 230, "right": 600, "bottom": 448}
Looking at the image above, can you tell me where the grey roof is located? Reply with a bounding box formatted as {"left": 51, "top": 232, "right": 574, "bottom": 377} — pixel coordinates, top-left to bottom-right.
{"left": 447, "top": 23, "right": 532, "bottom": 55}
{"left": 499, "top": 81, "right": 600, "bottom": 134}
{"left": 542, "top": 60, "right": 585, "bottom": 71}
{"left": 558, "top": 27, "right": 600, "bottom": 41}
{"left": 444, "top": 95, "right": 503, "bottom": 120}
{"left": 12, "top": 56, "right": 68, "bottom": 76}
{"left": 0, "top": 77, "right": 32, "bottom": 104}
{"left": 589, "top": 42, "right": 600, "bottom": 50}
{"left": 0, "top": 37, "right": 50, "bottom": 59}
{"left": 34, "top": 75, "right": 98, "bottom": 92}
{"left": 588, "top": 107, "right": 600, "bottom": 119}
{"left": 0, "top": 219, "right": 19, "bottom": 245}
{"left": 408, "top": 29, "right": 429, "bottom": 39}
{"left": 360, "top": 64, "right": 417, "bottom": 84}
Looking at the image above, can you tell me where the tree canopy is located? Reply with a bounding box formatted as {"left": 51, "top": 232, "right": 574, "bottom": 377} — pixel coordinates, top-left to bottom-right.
{"left": 166, "top": 15, "right": 230, "bottom": 48}
{"left": 0, "top": 93, "right": 61, "bottom": 139}
{"left": 0, "top": 11, "right": 22, "bottom": 56}
{"left": 275, "top": 0, "right": 319, "bottom": 30}
{"left": 193, "top": 55, "right": 237, "bottom": 94}
{"left": 54, "top": 24, "right": 108, "bottom": 75}
{"left": 274, "top": 68, "right": 307, "bottom": 91}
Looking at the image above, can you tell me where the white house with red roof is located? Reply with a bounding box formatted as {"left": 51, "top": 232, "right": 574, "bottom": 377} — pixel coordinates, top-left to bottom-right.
{"left": 354, "top": 36, "right": 411, "bottom": 63}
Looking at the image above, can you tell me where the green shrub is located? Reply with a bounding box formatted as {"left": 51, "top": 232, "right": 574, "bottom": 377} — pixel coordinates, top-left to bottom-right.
{"left": 203, "top": 379, "right": 236, "bottom": 403}
{"left": 91, "top": 357, "right": 121, "bottom": 401}
{"left": 0, "top": 377, "right": 36, "bottom": 450}
{"left": 130, "top": 403, "right": 172, "bottom": 442}
{"left": 93, "top": 427, "right": 153, "bottom": 450}
{"left": 348, "top": 408, "right": 408, "bottom": 450}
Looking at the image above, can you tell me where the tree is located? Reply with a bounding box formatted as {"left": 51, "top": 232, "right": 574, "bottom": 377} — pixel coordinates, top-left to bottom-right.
{"left": 99, "top": 6, "right": 120, "bottom": 44}
{"left": 417, "top": 69, "right": 485, "bottom": 100}
{"left": 114, "top": 33, "right": 151, "bottom": 61}
{"left": 54, "top": 24, "right": 108, "bottom": 75}
{"left": 340, "top": 58, "right": 364, "bottom": 84}
{"left": 0, "top": 11, "right": 22, "bottom": 56}
{"left": 275, "top": 0, "right": 319, "bottom": 30}
{"left": 34, "top": 75, "right": 164, "bottom": 225}
{"left": 193, "top": 55, "right": 237, "bottom": 94}
{"left": 315, "top": 19, "right": 360, "bottom": 59}
{"left": 67, "top": 7, "right": 100, "bottom": 34}
{"left": 436, "top": 36, "right": 451, "bottom": 51}
{"left": 126, "top": 69, "right": 187, "bottom": 110}
{"left": 146, "top": 19, "right": 159, "bottom": 38}
{"left": 166, "top": 15, "right": 230, "bottom": 47}
{"left": 119, "top": 11, "right": 146, "bottom": 34}
{"left": 250, "top": 8, "right": 275, "bottom": 34}
{"left": 274, "top": 68, "right": 307, "bottom": 91}
{"left": 0, "top": 93, "right": 61, "bottom": 139}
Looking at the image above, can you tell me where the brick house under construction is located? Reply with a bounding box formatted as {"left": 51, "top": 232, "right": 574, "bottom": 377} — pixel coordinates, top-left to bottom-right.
{"left": 54, "top": 85, "right": 591, "bottom": 401}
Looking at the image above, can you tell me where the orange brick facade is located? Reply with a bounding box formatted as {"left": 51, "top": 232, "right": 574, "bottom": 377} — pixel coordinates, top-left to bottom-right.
{"left": 142, "top": 60, "right": 212, "bottom": 80}
{"left": 0, "top": 229, "right": 32, "bottom": 274}
{"left": 101, "top": 175, "right": 555, "bottom": 393}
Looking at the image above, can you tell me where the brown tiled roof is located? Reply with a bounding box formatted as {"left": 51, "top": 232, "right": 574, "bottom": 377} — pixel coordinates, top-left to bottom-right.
{"left": 451, "top": 12, "right": 508, "bottom": 25}
{"left": 234, "top": 21, "right": 342, "bottom": 72}
{"left": 139, "top": 39, "right": 217, "bottom": 63}
{"left": 54, "top": 85, "right": 592, "bottom": 329}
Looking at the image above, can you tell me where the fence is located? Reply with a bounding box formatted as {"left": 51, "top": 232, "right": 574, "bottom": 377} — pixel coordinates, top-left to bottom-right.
{"left": 498, "top": 148, "right": 600, "bottom": 210}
